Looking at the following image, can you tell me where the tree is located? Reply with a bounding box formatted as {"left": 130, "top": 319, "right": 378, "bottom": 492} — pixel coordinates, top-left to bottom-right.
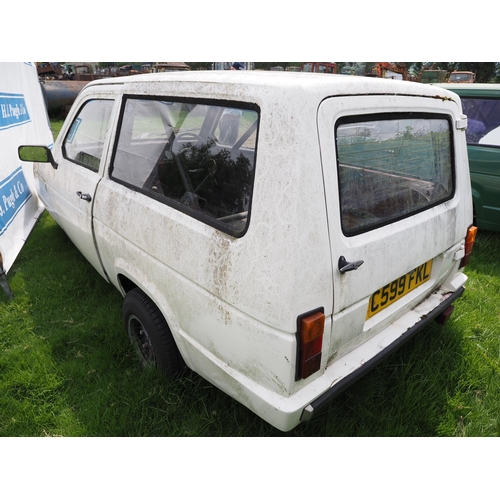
{"left": 457, "top": 62, "right": 497, "bottom": 83}
{"left": 97, "top": 61, "right": 500, "bottom": 81}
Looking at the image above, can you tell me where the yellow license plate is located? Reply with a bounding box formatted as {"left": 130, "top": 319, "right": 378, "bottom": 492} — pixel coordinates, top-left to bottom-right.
{"left": 366, "top": 260, "right": 433, "bottom": 319}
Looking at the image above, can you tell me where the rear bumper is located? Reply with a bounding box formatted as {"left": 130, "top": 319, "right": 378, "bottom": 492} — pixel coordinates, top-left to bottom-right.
{"left": 300, "top": 286, "right": 465, "bottom": 423}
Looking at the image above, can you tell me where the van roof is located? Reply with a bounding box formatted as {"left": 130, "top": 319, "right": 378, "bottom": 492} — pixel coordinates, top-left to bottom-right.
{"left": 87, "top": 70, "right": 458, "bottom": 101}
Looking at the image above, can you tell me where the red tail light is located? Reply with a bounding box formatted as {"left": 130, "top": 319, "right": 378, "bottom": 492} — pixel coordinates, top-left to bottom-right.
{"left": 459, "top": 225, "right": 477, "bottom": 268}
{"left": 297, "top": 310, "right": 325, "bottom": 379}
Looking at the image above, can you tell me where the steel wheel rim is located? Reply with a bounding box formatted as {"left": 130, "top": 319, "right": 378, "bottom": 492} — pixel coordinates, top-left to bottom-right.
{"left": 128, "top": 315, "right": 156, "bottom": 365}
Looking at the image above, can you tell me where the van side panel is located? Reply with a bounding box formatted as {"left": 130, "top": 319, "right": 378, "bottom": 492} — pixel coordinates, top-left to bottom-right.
{"left": 92, "top": 88, "right": 334, "bottom": 397}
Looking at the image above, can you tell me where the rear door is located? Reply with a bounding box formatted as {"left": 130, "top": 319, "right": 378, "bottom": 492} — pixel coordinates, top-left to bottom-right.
{"left": 318, "top": 94, "right": 468, "bottom": 360}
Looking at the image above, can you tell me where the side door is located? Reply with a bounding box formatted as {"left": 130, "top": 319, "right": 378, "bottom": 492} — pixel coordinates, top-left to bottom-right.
{"left": 36, "top": 94, "right": 116, "bottom": 279}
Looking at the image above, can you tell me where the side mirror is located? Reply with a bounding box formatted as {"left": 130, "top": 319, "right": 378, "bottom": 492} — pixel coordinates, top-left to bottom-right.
{"left": 18, "top": 145, "right": 58, "bottom": 170}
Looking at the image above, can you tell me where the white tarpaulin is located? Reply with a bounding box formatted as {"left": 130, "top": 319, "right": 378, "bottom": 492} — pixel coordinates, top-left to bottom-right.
{"left": 0, "top": 62, "right": 54, "bottom": 274}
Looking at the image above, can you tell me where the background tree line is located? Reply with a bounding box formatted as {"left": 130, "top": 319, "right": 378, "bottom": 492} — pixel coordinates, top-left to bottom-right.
{"left": 99, "top": 62, "right": 500, "bottom": 82}
{"left": 188, "top": 62, "right": 500, "bottom": 82}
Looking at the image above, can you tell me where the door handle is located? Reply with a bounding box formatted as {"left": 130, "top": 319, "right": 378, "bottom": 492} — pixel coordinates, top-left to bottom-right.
{"left": 338, "top": 255, "right": 364, "bottom": 274}
{"left": 76, "top": 191, "right": 92, "bottom": 202}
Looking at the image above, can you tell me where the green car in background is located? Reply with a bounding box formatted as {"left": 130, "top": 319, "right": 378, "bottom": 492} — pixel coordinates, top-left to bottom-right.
{"left": 438, "top": 84, "right": 500, "bottom": 231}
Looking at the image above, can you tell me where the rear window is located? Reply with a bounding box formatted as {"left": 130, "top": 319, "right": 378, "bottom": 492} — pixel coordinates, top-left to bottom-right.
{"left": 336, "top": 113, "right": 454, "bottom": 236}
{"left": 110, "top": 96, "right": 259, "bottom": 237}
{"left": 460, "top": 97, "right": 500, "bottom": 147}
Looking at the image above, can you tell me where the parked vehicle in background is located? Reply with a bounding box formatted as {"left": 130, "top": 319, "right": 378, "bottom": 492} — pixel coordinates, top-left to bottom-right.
{"left": 420, "top": 69, "right": 449, "bottom": 84}
{"left": 437, "top": 83, "right": 500, "bottom": 231}
{"left": 301, "top": 62, "right": 337, "bottom": 73}
{"left": 70, "top": 64, "right": 101, "bottom": 81}
{"left": 19, "top": 72, "right": 476, "bottom": 431}
{"left": 371, "top": 62, "right": 408, "bottom": 80}
{"left": 340, "top": 62, "right": 408, "bottom": 80}
{"left": 36, "top": 62, "right": 65, "bottom": 80}
{"left": 151, "top": 62, "right": 190, "bottom": 72}
{"left": 448, "top": 71, "right": 476, "bottom": 83}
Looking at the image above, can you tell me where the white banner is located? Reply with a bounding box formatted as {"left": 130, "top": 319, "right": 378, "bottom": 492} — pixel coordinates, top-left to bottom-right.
{"left": 0, "top": 62, "right": 54, "bottom": 273}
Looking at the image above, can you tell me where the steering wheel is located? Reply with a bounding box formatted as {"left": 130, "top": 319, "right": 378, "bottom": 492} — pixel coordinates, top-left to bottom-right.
{"left": 172, "top": 131, "right": 203, "bottom": 154}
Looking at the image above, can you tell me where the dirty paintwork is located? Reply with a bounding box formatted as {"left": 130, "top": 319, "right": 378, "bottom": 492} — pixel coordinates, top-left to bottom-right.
{"left": 29, "top": 72, "right": 473, "bottom": 431}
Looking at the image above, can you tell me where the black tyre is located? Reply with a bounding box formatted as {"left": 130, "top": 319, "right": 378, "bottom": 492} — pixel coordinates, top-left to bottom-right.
{"left": 122, "top": 288, "right": 184, "bottom": 376}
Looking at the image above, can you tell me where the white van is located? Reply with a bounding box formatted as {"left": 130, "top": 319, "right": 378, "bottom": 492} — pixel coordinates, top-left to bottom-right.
{"left": 19, "top": 71, "right": 477, "bottom": 431}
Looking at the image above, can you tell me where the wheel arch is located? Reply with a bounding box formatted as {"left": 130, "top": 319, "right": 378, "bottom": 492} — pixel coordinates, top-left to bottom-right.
{"left": 118, "top": 273, "right": 138, "bottom": 295}
{"left": 117, "top": 273, "right": 176, "bottom": 329}
{"left": 122, "top": 286, "right": 186, "bottom": 375}
{"left": 117, "top": 272, "right": 184, "bottom": 358}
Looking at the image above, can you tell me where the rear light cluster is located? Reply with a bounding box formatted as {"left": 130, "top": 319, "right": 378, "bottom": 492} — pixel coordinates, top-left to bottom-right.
{"left": 459, "top": 225, "right": 478, "bottom": 268}
{"left": 297, "top": 309, "right": 325, "bottom": 379}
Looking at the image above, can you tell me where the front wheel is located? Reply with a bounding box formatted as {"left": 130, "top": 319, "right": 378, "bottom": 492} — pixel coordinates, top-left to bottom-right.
{"left": 122, "top": 288, "right": 184, "bottom": 376}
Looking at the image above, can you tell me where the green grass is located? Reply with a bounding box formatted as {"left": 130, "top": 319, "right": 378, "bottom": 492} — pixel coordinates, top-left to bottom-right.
{"left": 1, "top": 118, "right": 500, "bottom": 436}
{"left": 2, "top": 213, "right": 499, "bottom": 436}
{"left": 49, "top": 119, "right": 64, "bottom": 141}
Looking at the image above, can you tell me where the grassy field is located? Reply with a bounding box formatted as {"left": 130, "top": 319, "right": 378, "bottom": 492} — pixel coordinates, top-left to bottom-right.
{"left": 1, "top": 120, "right": 500, "bottom": 437}
{"left": 2, "top": 213, "right": 499, "bottom": 437}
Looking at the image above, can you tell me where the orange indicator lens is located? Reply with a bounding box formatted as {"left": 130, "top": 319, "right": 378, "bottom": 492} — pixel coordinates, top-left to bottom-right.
{"left": 298, "top": 311, "right": 325, "bottom": 379}
{"left": 460, "top": 225, "right": 477, "bottom": 268}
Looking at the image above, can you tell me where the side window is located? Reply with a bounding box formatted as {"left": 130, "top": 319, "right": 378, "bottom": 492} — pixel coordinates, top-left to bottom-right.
{"left": 111, "top": 97, "right": 259, "bottom": 237}
{"left": 336, "top": 114, "right": 454, "bottom": 236}
{"left": 461, "top": 97, "right": 500, "bottom": 147}
{"left": 63, "top": 99, "right": 114, "bottom": 171}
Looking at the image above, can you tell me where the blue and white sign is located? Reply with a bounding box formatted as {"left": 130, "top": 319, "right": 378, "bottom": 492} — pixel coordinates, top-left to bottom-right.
{"left": 0, "top": 167, "right": 32, "bottom": 236}
{"left": 0, "top": 92, "right": 31, "bottom": 130}
{"left": 0, "top": 62, "right": 53, "bottom": 274}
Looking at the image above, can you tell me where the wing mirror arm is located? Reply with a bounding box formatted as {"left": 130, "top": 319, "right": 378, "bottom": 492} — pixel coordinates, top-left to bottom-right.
{"left": 47, "top": 148, "right": 58, "bottom": 170}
